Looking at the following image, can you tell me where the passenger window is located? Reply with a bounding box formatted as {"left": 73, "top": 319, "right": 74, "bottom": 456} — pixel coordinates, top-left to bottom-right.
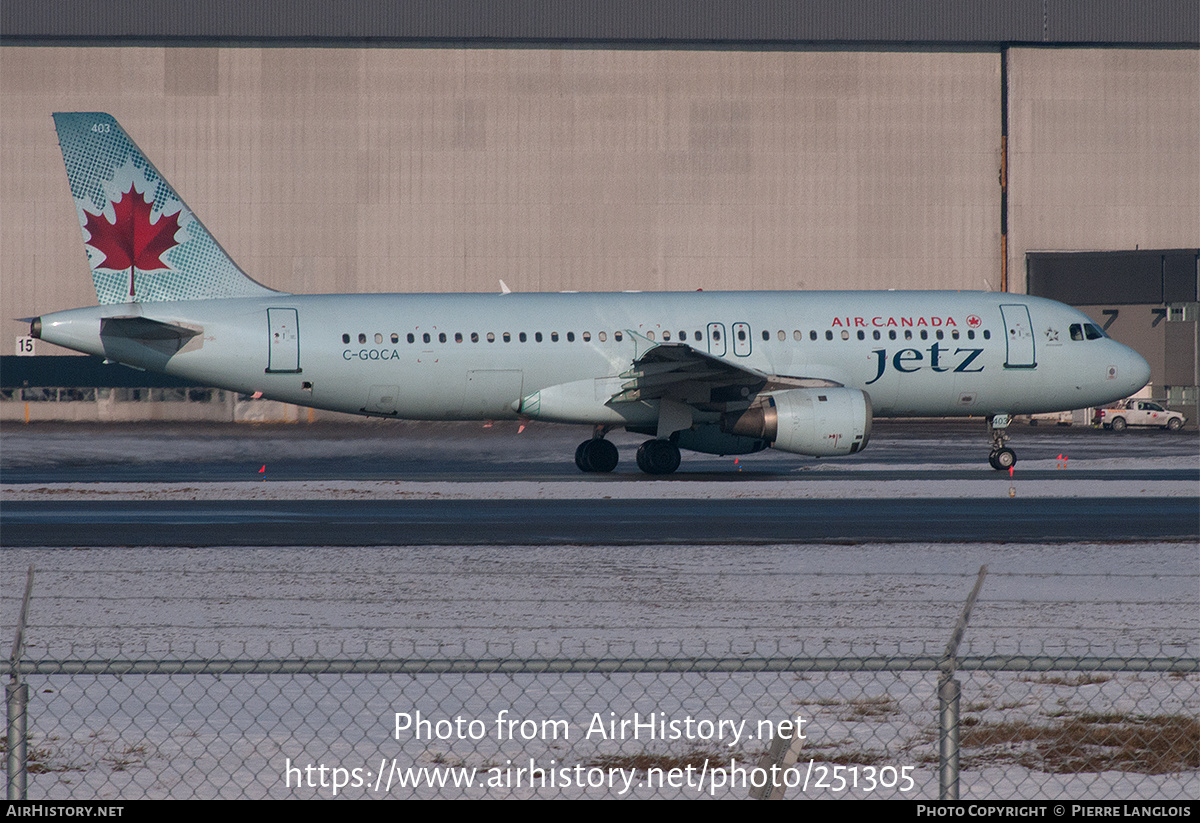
{"left": 737, "top": 329, "right": 747, "bottom": 341}
{"left": 679, "top": 331, "right": 687, "bottom": 341}
{"left": 825, "top": 330, "right": 833, "bottom": 341}
{"left": 967, "top": 330, "right": 975, "bottom": 340}
{"left": 455, "top": 332, "right": 463, "bottom": 343}
{"left": 598, "top": 332, "right": 607, "bottom": 342}
{"left": 952, "top": 330, "right": 959, "bottom": 340}
{"left": 519, "top": 332, "right": 527, "bottom": 342}
{"left": 920, "top": 330, "right": 928, "bottom": 340}
{"left": 810, "top": 331, "right": 817, "bottom": 341}
{"left": 391, "top": 333, "right": 399, "bottom": 344}
{"left": 857, "top": 330, "right": 865, "bottom": 340}
{"left": 407, "top": 333, "right": 415, "bottom": 344}
{"left": 983, "top": 330, "right": 991, "bottom": 340}
{"left": 471, "top": 332, "right": 479, "bottom": 343}
{"left": 551, "top": 332, "right": 559, "bottom": 342}
{"left": 567, "top": 332, "right": 575, "bottom": 342}
{"left": 503, "top": 333, "right": 512, "bottom": 343}
{"left": 358, "top": 333, "right": 366, "bottom": 344}
{"left": 873, "top": 330, "right": 881, "bottom": 340}
{"left": 904, "top": 330, "right": 913, "bottom": 340}
{"left": 662, "top": 331, "right": 670, "bottom": 341}
{"left": 375, "top": 333, "right": 383, "bottom": 344}
{"left": 794, "top": 330, "right": 802, "bottom": 341}
{"left": 936, "top": 330, "right": 944, "bottom": 340}
{"left": 841, "top": 330, "right": 850, "bottom": 340}
{"left": 582, "top": 331, "right": 591, "bottom": 342}
{"left": 342, "top": 333, "right": 350, "bottom": 344}
{"left": 614, "top": 331, "right": 623, "bottom": 342}
{"left": 423, "top": 333, "right": 431, "bottom": 344}
{"left": 646, "top": 331, "right": 654, "bottom": 341}
{"left": 762, "top": 330, "right": 769, "bottom": 342}
{"left": 487, "top": 332, "right": 495, "bottom": 342}
{"left": 712, "top": 330, "right": 721, "bottom": 341}
{"left": 536, "top": 332, "right": 543, "bottom": 342}
{"left": 889, "top": 330, "right": 897, "bottom": 340}
{"left": 438, "top": 333, "right": 446, "bottom": 343}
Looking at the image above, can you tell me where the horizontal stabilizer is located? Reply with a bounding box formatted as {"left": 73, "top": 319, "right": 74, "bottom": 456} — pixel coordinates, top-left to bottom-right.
{"left": 100, "top": 316, "right": 201, "bottom": 343}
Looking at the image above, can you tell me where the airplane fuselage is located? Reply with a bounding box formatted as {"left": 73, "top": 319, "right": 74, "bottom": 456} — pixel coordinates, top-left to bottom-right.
{"left": 35, "top": 290, "right": 1150, "bottom": 428}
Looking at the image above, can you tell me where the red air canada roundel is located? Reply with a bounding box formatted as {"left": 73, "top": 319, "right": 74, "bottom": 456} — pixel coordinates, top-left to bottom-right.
{"left": 82, "top": 184, "right": 181, "bottom": 272}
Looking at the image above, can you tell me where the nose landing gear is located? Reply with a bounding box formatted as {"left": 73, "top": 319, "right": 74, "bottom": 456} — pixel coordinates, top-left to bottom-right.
{"left": 987, "top": 414, "right": 1017, "bottom": 470}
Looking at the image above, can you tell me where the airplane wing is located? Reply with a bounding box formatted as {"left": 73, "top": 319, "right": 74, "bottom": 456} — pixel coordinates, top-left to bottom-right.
{"left": 609, "top": 337, "right": 841, "bottom": 411}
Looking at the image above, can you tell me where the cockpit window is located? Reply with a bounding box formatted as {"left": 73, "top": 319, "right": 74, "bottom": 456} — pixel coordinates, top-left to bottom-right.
{"left": 1070, "top": 323, "right": 1107, "bottom": 341}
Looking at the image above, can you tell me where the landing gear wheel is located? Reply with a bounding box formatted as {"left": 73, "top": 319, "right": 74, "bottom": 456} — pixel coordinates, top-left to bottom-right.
{"left": 574, "top": 440, "right": 593, "bottom": 472}
{"left": 635, "top": 439, "right": 681, "bottom": 475}
{"left": 575, "top": 439, "right": 619, "bottom": 473}
{"left": 989, "top": 447, "right": 1016, "bottom": 471}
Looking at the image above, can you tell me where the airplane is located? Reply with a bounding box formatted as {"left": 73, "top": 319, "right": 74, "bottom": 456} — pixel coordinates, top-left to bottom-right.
{"left": 28, "top": 113, "right": 1151, "bottom": 474}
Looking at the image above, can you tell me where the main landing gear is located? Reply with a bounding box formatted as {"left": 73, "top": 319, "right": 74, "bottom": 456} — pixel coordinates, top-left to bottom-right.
{"left": 574, "top": 431, "right": 684, "bottom": 475}
{"left": 987, "top": 414, "right": 1017, "bottom": 470}
{"left": 575, "top": 428, "right": 620, "bottom": 473}
{"left": 575, "top": 437, "right": 619, "bottom": 473}
{"left": 635, "top": 438, "right": 681, "bottom": 475}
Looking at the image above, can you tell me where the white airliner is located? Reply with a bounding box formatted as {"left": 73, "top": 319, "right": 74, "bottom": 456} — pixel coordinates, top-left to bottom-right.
{"left": 29, "top": 113, "right": 1150, "bottom": 473}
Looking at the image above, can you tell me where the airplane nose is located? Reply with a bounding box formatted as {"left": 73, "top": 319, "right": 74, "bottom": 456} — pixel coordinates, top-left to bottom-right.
{"left": 1123, "top": 346, "right": 1151, "bottom": 395}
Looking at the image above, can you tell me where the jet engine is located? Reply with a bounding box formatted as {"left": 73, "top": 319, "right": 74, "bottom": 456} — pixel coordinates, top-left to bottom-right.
{"left": 722, "top": 388, "right": 872, "bottom": 456}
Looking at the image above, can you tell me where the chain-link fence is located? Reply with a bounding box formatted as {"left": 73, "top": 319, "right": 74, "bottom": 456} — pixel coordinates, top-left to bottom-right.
{"left": 6, "top": 647, "right": 1198, "bottom": 799}
{"left": 4, "top": 552, "right": 1198, "bottom": 799}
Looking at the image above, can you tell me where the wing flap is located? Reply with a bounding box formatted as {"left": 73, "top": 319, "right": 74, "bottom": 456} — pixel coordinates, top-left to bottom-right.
{"left": 609, "top": 337, "right": 842, "bottom": 407}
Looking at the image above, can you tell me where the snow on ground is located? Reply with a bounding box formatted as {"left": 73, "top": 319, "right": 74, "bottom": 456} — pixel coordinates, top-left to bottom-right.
{"left": 2, "top": 423, "right": 1196, "bottom": 799}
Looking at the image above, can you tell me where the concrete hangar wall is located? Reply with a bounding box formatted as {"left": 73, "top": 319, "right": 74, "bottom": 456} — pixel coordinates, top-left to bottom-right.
{"left": 3, "top": 2, "right": 1198, "bottom": 363}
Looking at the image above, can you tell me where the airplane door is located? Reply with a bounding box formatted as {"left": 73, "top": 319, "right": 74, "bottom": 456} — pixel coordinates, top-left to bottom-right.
{"left": 266, "top": 308, "right": 301, "bottom": 373}
{"left": 732, "top": 322, "right": 752, "bottom": 357}
{"left": 1000, "top": 304, "right": 1036, "bottom": 368}
{"left": 707, "top": 323, "right": 727, "bottom": 357}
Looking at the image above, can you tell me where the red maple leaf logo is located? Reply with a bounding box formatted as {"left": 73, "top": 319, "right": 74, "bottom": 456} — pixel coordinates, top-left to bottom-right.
{"left": 82, "top": 185, "right": 181, "bottom": 271}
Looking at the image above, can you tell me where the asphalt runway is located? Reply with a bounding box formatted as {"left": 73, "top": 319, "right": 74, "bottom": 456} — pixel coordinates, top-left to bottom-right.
{"left": 3, "top": 496, "right": 1196, "bottom": 547}
{"left": 2, "top": 420, "right": 1196, "bottom": 546}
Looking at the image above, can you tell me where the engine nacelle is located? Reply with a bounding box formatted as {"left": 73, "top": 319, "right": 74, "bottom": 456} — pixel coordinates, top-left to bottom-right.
{"left": 674, "top": 424, "right": 768, "bottom": 456}
{"left": 723, "top": 388, "right": 872, "bottom": 456}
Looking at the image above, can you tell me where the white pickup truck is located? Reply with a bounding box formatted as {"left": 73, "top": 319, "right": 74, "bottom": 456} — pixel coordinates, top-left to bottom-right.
{"left": 1094, "top": 400, "right": 1187, "bottom": 432}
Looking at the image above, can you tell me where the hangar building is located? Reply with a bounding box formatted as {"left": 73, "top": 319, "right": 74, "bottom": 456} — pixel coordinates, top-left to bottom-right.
{"left": 2, "top": 1, "right": 1196, "bottom": 420}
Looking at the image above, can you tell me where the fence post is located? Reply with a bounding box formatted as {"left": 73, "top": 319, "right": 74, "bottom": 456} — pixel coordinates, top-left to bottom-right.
{"left": 938, "top": 564, "right": 987, "bottom": 802}
{"left": 6, "top": 565, "right": 34, "bottom": 801}
{"left": 750, "top": 724, "right": 805, "bottom": 800}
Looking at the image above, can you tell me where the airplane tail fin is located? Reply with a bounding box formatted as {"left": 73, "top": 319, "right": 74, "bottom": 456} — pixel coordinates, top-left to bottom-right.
{"left": 53, "top": 113, "right": 278, "bottom": 304}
